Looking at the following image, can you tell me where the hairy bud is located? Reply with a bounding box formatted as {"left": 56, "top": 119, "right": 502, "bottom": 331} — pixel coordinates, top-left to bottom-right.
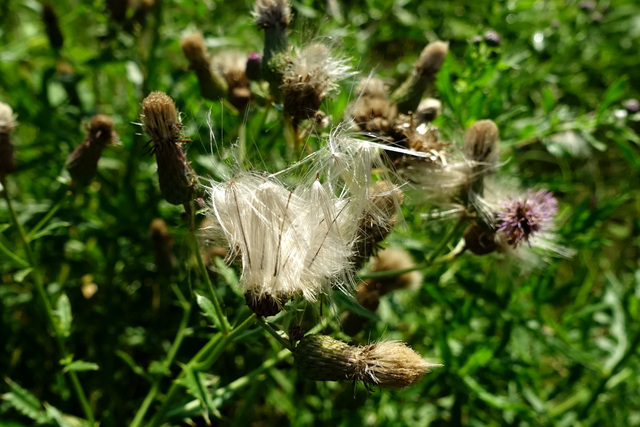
{"left": 141, "top": 92, "right": 198, "bottom": 205}
{"left": 392, "top": 41, "right": 448, "bottom": 114}
{"left": 294, "top": 335, "right": 440, "bottom": 390}
{"left": 66, "top": 115, "right": 116, "bottom": 186}
{"left": 181, "top": 33, "right": 228, "bottom": 100}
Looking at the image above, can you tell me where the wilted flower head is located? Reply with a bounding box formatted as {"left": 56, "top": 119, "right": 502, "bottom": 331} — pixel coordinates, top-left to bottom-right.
{"left": 294, "top": 335, "right": 441, "bottom": 390}
{"left": 349, "top": 77, "right": 397, "bottom": 134}
{"left": 415, "top": 41, "right": 449, "bottom": 78}
{"left": 414, "top": 98, "right": 442, "bottom": 125}
{"left": 66, "top": 114, "right": 116, "bottom": 186}
{"left": 282, "top": 43, "right": 352, "bottom": 122}
{"left": 496, "top": 190, "right": 558, "bottom": 248}
{"left": 140, "top": 92, "right": 198, "bottom": 205}
{"left": 253, "top": 0, "right": 291, "bottom": 28}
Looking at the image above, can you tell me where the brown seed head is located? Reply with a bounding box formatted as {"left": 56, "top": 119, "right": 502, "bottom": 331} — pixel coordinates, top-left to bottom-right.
{"left": 416, "top": 41, "right": 448, "bottom": 78}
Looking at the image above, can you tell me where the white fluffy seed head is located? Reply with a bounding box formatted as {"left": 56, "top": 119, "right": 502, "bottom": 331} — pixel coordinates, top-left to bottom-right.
{"left": 206, "top": 173, "right": 354, "bottom": 306}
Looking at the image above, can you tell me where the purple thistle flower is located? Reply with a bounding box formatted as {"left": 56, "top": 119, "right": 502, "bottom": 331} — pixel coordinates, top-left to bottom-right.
{"left": 496, "top": 190, "right": 558, "bottom": 248}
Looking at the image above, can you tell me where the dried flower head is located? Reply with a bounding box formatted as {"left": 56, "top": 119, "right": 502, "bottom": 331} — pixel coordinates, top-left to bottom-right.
{"left": 282, "top": 43, "right": 351, "bottom": 122}
{"left": 392, "top": 41, "right": 448, "bottom": 114}
{"left": 66, "top": 115, "right": 116, "bottom": 186}
{"left": 294, "top": 335, "right": 441, "bottom": 390}
{"left": 353, "top": 181, "right": 403, "bottom": 267}
{"left": 0, "top": 102, "right": 17, "bottom": 178}
{"left": 141, "top": 92, "right": 198, "bottom": 205}
{"left": 253, "top": 0, "right": 291, "bottom": 28}
{"left": 464, "top": 119, "right": 499, "bottom": 166}
{"left": 496, "top": 190, "right": 558, "bottom": 248}
{"left": 349, "top": 77, "right": 397, "bottom": 134}
{"left": 416, "top": 41, "right": 449, "bottom": 78}
{"left": 181, "top": 33, "right": 228, "bottom": 100}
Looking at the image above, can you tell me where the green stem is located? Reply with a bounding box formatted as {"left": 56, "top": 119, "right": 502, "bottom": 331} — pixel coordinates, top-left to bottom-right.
{"left": 426, "top": 217, "right": 466, "bottom": 263}
{"left": 256, "top": 317, "right": 293, "bottom": 350}
{"left": 578, "top": 331, "right": 640, "bottom": 418}
{"left": 27, "top": 188, "right": 71, "bottom": 241}
{"left": 190, "top": 233, "right": 229, "bottom": 335}
{"left": 146, "top": 314, "right": 257, "bottom": 427}
{"left": 1, "top": 177, "right": 95, "bottom": 424}
{"left": 0, "top": 239, "right": 29, "bottom": 268}
{"left": 130, "top": 298, "right": 192, "bottom": 427}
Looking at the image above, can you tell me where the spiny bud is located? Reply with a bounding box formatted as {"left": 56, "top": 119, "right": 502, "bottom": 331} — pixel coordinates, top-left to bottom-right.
{"left": 42, "top": 3, "right": 64, "bottom": 50}
{"left": 140, "top": 92, "right": 198, "bottom": 205}
{"left": 0, "top": 102, "right": 17, "bottom": 178}
{"left": 353, "top": 181, "right": 403, "bottom": 268}
{"left": 66, "top": 115, "right": 116, "bottom": 186}
{"left": 294, "top": 335, "right": 440, "bottom": 390}
{"left": 181, "top": 33, "right": 228, "bottom": 100}
{"left": 392, "top": 41, "right": 448, "bottom": 114}
{"left": 150, "top": 218, "right": 175, "bottom": 273}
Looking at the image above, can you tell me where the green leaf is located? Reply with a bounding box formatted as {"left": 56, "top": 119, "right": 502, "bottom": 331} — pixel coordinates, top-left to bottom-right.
{"left": 54, "top": 294, "right": 73, "bottom": 338}
{"left": 61, "top": 360, "right": 99, "bottom": 373}
{"left": 596, "top": 77, "right": 627, "bottom": 123}
{"left": 333, "top": 292, "right": 381, "bottom": 322}
{"left": 1, "top": 378, "right": 51, "bottom": 424}
{"left": 196, "top": 293, "right": 223, "bottom": 330}
{"left": 14, "top": 268, "right": 33, "bottom": 283}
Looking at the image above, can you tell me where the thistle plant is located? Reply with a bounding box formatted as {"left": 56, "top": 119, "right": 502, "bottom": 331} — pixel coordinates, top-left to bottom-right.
{"left": 7, "top": 1, "right": 632, "bottom": 426}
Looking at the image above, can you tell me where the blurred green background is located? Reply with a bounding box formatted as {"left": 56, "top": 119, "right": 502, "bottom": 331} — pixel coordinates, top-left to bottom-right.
{"left": 1, "top": 0, "right": 640, "bottom": 425}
